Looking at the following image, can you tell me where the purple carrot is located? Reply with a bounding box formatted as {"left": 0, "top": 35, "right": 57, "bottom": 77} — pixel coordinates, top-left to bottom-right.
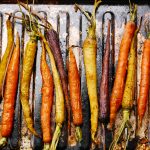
{"left": 46, "top": 29, "right": 71, "bottom": 134}
{"left": 99, "top": 20, "right": 111, "bottom": 123}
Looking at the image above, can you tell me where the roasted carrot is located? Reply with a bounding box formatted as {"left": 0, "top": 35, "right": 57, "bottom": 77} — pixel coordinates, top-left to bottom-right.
{"left": 109, "top": 14, "right": 142, "bottom": 150}
{"left": 40, "top": 42, "right": 54, "bottom": 149}
{"left": 108, "top": 5, "right": 137, "bottom": 129}
{"left": 138, "top": 22, "right": 150, "bottom": 125}
{"left": 68, "top": 46, "right": 83, "bottom": 142}
{"left": 99, "top": 20, "right": 111, "bottom": 122}
{"left": 19, "top": 2, "right": 70, "bottom": 141}
{"left": 20, "top": 32, "right": 39, "bottom": 136}
{"left": 46, "top": 29, "right": 70, "bottom": 134}
{"left": 0, "top": 32, "right": 20, "bottom": 147}
{"left": 37, "top": 32, "right": 65, "bottom": 150}
{"left": 0, "top": 17, "right": 14, "bottom": 97}
{"left": 75, "top": 0, "right": 101, "bottom": 142}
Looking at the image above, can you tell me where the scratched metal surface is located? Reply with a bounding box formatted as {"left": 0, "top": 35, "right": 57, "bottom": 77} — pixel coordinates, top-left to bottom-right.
{"left": 0, "top": 4, "right": 149, "bottom": 150}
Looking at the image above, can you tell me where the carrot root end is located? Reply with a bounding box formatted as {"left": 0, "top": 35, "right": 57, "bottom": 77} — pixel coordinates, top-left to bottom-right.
{"left": 107, "top": 123, "right": 113, "bottom": 130}
{"left": 27, "top": 125, "right": 40, "bottom": 137}
{"left": 91, "top": 131, "right": 98, "bottom": 144}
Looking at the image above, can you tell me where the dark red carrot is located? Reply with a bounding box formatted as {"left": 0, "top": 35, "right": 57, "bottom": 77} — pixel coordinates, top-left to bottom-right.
{"left": 0, "top": 32, "right": 20, "bottom": 147}
{"left": 99, "top": 20, "right": 111, "bottom": 122}
{"left": 40, "top": 41, "right": 54, "bottom": 148}
{"left": 46, "top": 29, "right": 71, "bottom": 134}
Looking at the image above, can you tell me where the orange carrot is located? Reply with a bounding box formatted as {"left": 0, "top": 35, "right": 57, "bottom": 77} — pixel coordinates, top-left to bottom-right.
{"left": 40, "top": 42, "right": 54, "bottom": 147}
{"left": 37, "top": 32, "right": 65, "bottom": 150}
{"left": 68, "top": 47, "right": 83, "bottom": 142}
{"left": 0, "top": 32, "right": 20, "bottom": 147}
{"left": 109, "top": 5, "right": 137, "bottom": 129}
{"left": 109, "top": 20, "right": 142, "bottom": 149}
{"left": 138, "top": 25, "right": 150, "bottom": 125}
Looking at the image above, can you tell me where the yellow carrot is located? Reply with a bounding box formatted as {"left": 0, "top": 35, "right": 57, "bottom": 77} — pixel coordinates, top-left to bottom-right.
{"left": 75, "top": 0, "right": 101, "bottom": 143}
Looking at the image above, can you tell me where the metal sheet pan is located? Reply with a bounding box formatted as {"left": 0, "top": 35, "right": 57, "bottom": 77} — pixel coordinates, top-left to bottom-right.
{"left": 0, "top": 4, "right": 149, "bottom": 150}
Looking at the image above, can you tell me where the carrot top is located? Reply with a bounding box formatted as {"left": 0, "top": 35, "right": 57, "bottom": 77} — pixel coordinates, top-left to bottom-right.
{"left": 74, "top": 0, "right": 102, "bottom": 38}
{"left": 129, "top": 2, "right": 137, "bottom": 22}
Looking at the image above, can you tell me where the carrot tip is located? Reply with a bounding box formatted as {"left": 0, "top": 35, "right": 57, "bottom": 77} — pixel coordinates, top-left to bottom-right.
{"left": 0, "top": 137, "right": 7, "bottom": 148}
{"left": 107, "top": 123, "right": 113, "bottom": 131}
{"left": 91, "top": 132, "right": 98, "bottom": 144}
{"left": 28, "top": 127, "right": 40, "bottom": 137}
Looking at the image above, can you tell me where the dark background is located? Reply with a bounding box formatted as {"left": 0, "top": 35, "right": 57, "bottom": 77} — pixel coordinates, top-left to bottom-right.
{"left": 0, "top": 0, "right": 149, "bottom": 5}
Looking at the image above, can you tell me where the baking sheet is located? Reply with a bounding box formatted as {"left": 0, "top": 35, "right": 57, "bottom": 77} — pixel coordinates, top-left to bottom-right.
{"left": 0, "top": 4, "right": 149, "bottom": 150}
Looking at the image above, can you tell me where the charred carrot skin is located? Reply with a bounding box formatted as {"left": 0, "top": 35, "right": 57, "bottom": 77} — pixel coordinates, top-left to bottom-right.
{"left": 68, "top": 47, "right": 83, "bottom": 142}
{"left": 99, "top": 20, "right": 110, "bottom": 122}
{"left": 1, "top": 32, "right": 20, "bottom": 137}
{"left": 46, "top": 29, "right": 70, "bottom": 132}
{"left": 40, "top": 42, "right": 54, "bottom": 143}
{"left": 0, "top": 19, "right": 14, "bottom": 97}
{"left": 138, "top": 38, "right": 150, "bottom": 125}
{"left": 20, "top": 34, "right": 38, "bottom": 136}
{"left": 109, "top": 21, "right": 136, "bottom": 128}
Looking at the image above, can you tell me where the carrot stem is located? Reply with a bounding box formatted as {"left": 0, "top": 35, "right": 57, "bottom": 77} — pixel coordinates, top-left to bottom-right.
{"left": 130, "top": 4, "right": 137, "bottom": 22}
{"left": 74, "top": 4, "right": 92, "bottom": 23}
{"left": 92, "top": 0, "right": 102, "bottom": 22}
{"left": 50, "top": 124, "right": 62, "bottom": 150}
{"left": 109, "top": 119, "right": 127, "bottom": 150}
{"left": 43, "top": 143, "right": 50, "bottom": 150}
{"left": 75, "top": 126, "right": 82, "bottom": 142}
{"left": 0, "top": 137, "right": 7, "bottom": 147}
{"left": 18, "top": 1, "right": 52, "bottom": 28}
